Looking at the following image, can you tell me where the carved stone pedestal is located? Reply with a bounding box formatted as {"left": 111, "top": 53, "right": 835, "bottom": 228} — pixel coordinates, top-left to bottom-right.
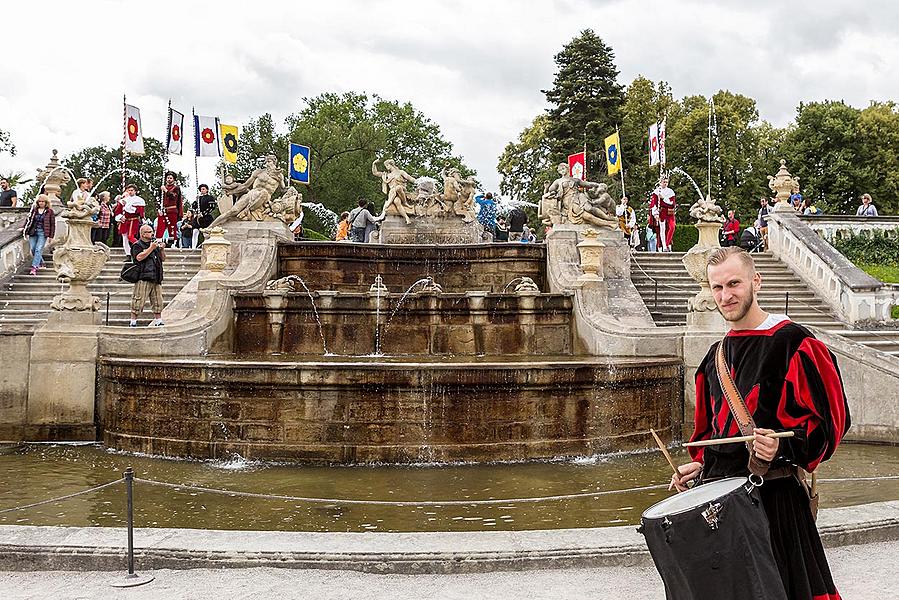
{"left": 373, "top": 214, "right": 485, "bottom": 245}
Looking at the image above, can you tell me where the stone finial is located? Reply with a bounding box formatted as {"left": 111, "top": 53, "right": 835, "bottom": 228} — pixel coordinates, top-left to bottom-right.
{"left": 689, "top": 194, "right": 725, "bottom": 224}
{"left": 767, "top": 159, "right": 800, "bottom": 213}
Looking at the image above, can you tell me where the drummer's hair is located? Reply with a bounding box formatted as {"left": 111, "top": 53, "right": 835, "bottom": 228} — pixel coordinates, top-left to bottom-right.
{"left": 707, "top": 246, "right": 756, "bottom": 275}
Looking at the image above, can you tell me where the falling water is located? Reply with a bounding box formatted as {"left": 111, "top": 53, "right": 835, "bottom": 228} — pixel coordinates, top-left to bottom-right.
{"left": 668, "top": 167, "right": 705, "bottom": 202}
{"left": 38, "top": 165, "right": 80, "bottom": 192}
{"left": 89, "top": 168, "right": 158, "bottom": 198}
{"left": 287, "top": 275, "right": 330, "bottom": 355}
{"left": 383, "top": 277, "right": 436, "bottom": 333}
{"left": 301, "top": 202, "right": 340, "bottom": 236}
{"left": 707, "top": 97, "right": 719, "bottom": 200}
{"left": 373, "top": 274, "right": 384, "bottom": 356}
{"left": 500, "top": 277, "right": 526, "bottom": 294}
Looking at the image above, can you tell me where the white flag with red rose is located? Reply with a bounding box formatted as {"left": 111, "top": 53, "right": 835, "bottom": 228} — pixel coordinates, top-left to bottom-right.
{"left": 124, "top": 104, "right": 145, "bottom": 155}
{"left": 194, "top": 114, "right": 221, "bottom": 157}
{"left": 167, "top": 107, "right": 185, "bottom": 155}
{"left": 648, "top": 122, "right": 660, "bottom": 166}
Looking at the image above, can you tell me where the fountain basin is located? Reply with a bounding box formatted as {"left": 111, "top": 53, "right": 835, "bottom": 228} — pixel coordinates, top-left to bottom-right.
{"left": 99, "top": 355, "right": 682, "bottom": 464}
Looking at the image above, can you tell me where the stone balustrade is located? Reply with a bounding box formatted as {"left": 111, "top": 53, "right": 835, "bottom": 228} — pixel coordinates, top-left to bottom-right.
{"left": 801, "top": 214, "right": 899, "bottom": 243}
{"left": 0, "top": 208, "right": 29, "bottom": 280}
{"left": 768, "top": 213, "right": 898, "bottom": 323}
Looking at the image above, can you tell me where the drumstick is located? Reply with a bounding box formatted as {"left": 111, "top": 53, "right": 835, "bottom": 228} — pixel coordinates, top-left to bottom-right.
{"left": 650, "top": 428, "right": 682, "bottom": 477}
{"left": 683, "top": 431, "right": 795, "bottom": 448}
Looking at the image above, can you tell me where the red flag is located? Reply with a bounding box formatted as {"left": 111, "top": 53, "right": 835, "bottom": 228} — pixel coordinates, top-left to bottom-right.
{"left": 568, "top": 151, "right": 586, "bottom": 180}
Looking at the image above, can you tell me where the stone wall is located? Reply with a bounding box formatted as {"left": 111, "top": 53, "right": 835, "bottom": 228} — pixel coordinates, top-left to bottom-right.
{"left": 278, "top": 242, "right": 547, "bottom": 293}
{"left": 233, "top": 292, "right": 576, "bottom": 356}
{"left": 99, "top": 356, "right": 682, "bottom": 464}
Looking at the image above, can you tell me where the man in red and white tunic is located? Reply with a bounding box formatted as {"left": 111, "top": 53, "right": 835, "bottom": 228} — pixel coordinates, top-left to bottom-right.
{"left": 651, "top": 176, "right": 677, "bottom": 252}
{"left": 156, "top": 171, "right": 183, "bottom": 245}
{"left": 118, "top": 184, "right": 145, "bottom": 255}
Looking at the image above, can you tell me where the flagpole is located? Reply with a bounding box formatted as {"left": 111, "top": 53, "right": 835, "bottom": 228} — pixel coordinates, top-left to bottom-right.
{"left": 583, "top": 129, "right": 588, "bottom": 180}
{"left": 121, "top": 94, "right": 127, "bottom": 195}
{"left": 159, "top": 99, "right": 172, "bottom": 242}
{"left": 192, "top": 107, "right": 199, "bottom": 209}
{"left": 616, "top": 124, "right": 626, "bottom": 198}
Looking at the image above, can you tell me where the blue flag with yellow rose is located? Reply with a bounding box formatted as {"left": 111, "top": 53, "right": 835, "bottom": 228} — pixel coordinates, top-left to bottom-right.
{"left": 289, "top": 143, "right": 311, "bottom": 184}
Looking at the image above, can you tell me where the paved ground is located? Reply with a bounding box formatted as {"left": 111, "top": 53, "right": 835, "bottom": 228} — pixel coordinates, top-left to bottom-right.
{"left": 1, "top": 541, "right": 896, "bottom": 600}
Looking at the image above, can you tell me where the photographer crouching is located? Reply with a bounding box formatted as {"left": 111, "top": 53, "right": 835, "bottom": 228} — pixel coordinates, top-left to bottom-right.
{"left": 129, "top": 224, "right": 166, "bottom": 327}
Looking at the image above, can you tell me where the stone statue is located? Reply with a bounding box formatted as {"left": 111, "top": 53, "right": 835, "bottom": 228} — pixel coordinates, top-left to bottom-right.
{"left": 50, "top": 191, "right": 109, "bottom": 312}
{"left": 210, "top": 155, "right": 286, "bottom": 227}
{"left": 372, "top": 158, "right": 417, "bottom": 224}
{"left": 265, "top": 275, "right": 307, "bottom": 292}
{"left": 540, "top": 163, "right": 580, "bottom": 226}
{"left": 440, "top": 166, "right": 476, "bottom": 223}
{"left": 689, "top": 194, "right": 725, "bottom": 223}
{"left": 568, "top": 181, "right": 618, "bottom": 229}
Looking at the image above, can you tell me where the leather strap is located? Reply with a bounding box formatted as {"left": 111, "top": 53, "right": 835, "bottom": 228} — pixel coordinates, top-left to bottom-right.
{"left": 715, "top": 339, "right": 770, "bottom": 477}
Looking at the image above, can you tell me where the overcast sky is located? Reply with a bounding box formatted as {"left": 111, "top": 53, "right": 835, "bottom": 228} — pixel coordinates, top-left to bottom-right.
{"left": 2, "top": 0, "right": 897, "bottom": 199}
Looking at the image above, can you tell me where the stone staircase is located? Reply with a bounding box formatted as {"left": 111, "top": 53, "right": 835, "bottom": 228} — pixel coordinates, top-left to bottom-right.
{"left": 0, "top": 248, "right": 202, "bottom": 330}
{"left": 630, "top": 251, "right": 899, "bottom": 357}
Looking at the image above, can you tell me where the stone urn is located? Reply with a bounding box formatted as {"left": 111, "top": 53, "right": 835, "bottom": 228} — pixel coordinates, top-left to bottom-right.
{"left": 767, "top": 159, "right": 800, "bottom": 213}
{"left": 576, "top": 229, "right": 605, "bottom": 283}
{"left": 201, "top": 227, "right": 231, "bottom": 275}
{"left": 682, "top": 196, "right": 726, "bottom": 314}
{"left": 51, "top": 198, "right": 110, "bottom": 311}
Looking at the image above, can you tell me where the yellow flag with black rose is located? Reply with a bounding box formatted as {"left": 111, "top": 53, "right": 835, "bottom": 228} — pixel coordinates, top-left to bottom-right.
{"left": 604, "top": 131, "right": 621, "bottom": 176}
{"left": 220, "top": 123, "right": 239, "bottom": 164}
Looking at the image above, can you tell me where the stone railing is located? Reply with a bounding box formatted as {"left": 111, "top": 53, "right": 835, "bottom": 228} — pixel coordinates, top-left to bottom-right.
{"left": 801, "top": 214, "right": 899, "bottom": 243}
{"left": 767, "top": 212, "right": 898, "bottom": 323}
{"left": 0, "top": 208, "right": 29, "bottom": 280}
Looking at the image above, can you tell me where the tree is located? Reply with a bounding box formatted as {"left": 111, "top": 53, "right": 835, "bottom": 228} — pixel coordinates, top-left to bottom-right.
{"left": 856, "top": 101, "right": 899, "bottom": 215}
{"left": 543, "top": 29, "right": 625, "bottom": 175}
{"left": 22, "top": 138, "right": 186, "bottom": 217}
{"left": 497, "top": 115, "right": 555, "bottom": 205}
{"left": 619, "top": 76, "right": 675, "bottom": 203}
{"left": 780, "top": 101, "right": 862, "bottom": 214}
{"left": 0, "top": 128, "right": 15, "bottom": 157}
{"left": 235, "top": 92, "right": 474, "bottom": 233}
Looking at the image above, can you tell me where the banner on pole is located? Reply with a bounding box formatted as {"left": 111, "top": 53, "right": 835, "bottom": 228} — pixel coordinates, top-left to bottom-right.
{"left": 567, "top": 151, "right": 586, "bottom": 180}
{"left": 167, "top": 107, "right": 185, "bottom": 155}
{"left": 220, "top": 124, "right": 239, "bottom": 164}
{"left": 194, "top": 115, "right": 222, "bottom": 158}
{"left": 289, "top": 143, "right": 311, "bottom": 184}
{"left": 659, "top": 119, "right": 667, "bottom": 165}
{"left": 649, "top": 122, "right": 660, "bottom": 166}
{"left": 124, "top": 104, "right": 145, "bottom": 155}
{"left": 604, "top": 131, "right": 621, "bottom": 176}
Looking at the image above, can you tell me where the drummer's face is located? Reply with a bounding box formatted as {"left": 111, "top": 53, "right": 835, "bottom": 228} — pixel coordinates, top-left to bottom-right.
{"left": 708, "top": 256, "right": 761, "bottom": 323}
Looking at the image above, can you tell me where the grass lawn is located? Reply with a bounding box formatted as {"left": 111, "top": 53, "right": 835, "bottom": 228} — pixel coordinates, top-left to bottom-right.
{"left": 856, "top": 263, "right": 899, "bottom": 284}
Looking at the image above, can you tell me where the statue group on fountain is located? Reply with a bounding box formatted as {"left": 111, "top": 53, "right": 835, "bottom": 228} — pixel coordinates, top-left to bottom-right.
{"left": 211, "top": 154, "right": 304, "bottom": 228}
{"left": 538, "top": 162, "right": 619, "bottom": 231}
{"left": 370, "top": 158, "right": 477, "bottom": 224}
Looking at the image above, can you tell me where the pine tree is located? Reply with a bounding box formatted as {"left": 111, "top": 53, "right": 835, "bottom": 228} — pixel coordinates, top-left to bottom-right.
{"left": 543, "top": 29, "right": 625, "bottom": 175}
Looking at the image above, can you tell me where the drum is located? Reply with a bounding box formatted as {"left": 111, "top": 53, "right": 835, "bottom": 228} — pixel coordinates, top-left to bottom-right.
{"left": 640, "top": 477, "right": 787, "bottom": 600}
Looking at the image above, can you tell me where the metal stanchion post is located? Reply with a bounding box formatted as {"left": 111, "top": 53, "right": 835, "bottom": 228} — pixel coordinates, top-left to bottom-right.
{"left": 784, "top": 291, "right": 790, "bottom": 316}
{"left": 105, "top": 291, "right": 110, "bottom": 326}
{"left": 110, "top": 467, "right": 154, "bottom": 588}
{"left": 654, "top": 280, "right": 658, "bottom": 309}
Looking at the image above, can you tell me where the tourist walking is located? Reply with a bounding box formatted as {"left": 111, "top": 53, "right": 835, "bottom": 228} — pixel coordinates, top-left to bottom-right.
{"left": 364, "top": 201, "right": 379, "bottom": 243}
{"left": 179, "top": 211, "right": 194, "bottom": 248}
{"left": 71, "top": 177, "right": 93, "bottom": 204}
{"left": 494, "top": 215, "right": 509, "bottom": 241}
{"left": 475, "top": 192, "right": 498, "bottom": 238}
{"left": 507, "top": 206, "right": 528, "bottom": 241}
{"left": 671, "top": 247, "right": 850, "bottom": 600}
{"left": 92, "top": 191, "right": 112, "bottom": 244}
{"left": 22, "top": 194, "right": 54, "bottom": 275}
{"left": 192, "top": 184, "right": 217, "bottom": 247}
{"left": 129, "top": 224, "right": 166, "bottom": 327}
{"left": 722, "top": 210, "right": 740, "bottom": 247}
{"left": 756, "top": 197, "right": 772, "bottom": 250}
{"left": 347, "top": 198, "right": 382, "bottom": 243}
{"left": 856, "top": 193, "right": 878, "bottom": 217}
{"left": 335, "top": 211, "right": 350, "bottom": 241}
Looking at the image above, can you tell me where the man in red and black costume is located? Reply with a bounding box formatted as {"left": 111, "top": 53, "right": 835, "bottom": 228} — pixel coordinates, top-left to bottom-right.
{"left": 672, "top": 246, "right": 850, "bottom": 600}
{"left": 156, "top": 171, "right": 183, "bottom": 245}
{"left": 651, "top": 175, "right": 677, "bottom": 251}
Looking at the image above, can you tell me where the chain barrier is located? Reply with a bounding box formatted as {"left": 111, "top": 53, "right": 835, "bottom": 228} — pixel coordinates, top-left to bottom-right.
{"left": 0, "top": 479, "right": 121, "bottom": 514}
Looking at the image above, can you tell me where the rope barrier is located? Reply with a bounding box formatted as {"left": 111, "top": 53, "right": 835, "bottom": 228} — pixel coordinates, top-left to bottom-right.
{"left": 0, "top": 479, "right": 121, "bottom": 514}
{"left": 132, "top": 475, "right": 899, "bottom": 507}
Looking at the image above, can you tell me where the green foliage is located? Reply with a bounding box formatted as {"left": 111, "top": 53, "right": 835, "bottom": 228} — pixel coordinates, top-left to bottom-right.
{"left": 234, "top": 92, "right": 474, "bottom": 230}
{"left": 543, "top": 29, "right": 625, "bottom": 175}
{"left": 0, "top": 128, "right": 15, "bottom": 157}
{"left": 855, "top": 264, "right": 899, "bottom": 284}
{"left": 619, "top": 76, "right": 674, "bottom": 198}
{"left": 671, "top": 223, "right": 698, "bottom": 252}
{"left": 497, "top": 115, "right": 555, "bottom": 205}
{"left": 831, "top": 231, "right": 899, "bottom": 269}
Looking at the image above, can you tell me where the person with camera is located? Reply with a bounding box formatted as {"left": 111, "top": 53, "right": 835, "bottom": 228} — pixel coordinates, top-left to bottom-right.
{"left": 128, "top": 224, "right": 166, "bottom": 327}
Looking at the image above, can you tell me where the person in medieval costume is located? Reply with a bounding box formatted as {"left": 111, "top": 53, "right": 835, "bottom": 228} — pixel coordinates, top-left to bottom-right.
{"left": 671, "top": 247, "right": 850, "bottom": 600}
{"left": 117, "top": 183, "right": 146, "bottom": 255}
{"left": 156, "top": 171, "right": 183, "bottom": 245}
{"left": 651, "top": 175, "right": 676, "bottom": 251}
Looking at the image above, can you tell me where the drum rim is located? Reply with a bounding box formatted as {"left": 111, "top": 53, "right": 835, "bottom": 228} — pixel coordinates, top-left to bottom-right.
{"left": 641, "top": 477, "right": 749, "bottom": 520}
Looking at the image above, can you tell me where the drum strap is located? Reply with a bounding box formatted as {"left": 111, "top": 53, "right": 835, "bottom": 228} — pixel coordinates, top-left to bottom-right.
{"left": 715, "top": 339, "right": 771, "bottom": 477}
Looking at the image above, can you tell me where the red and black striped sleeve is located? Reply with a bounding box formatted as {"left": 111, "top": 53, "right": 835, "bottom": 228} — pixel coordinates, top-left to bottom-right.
{"left": 688, "top": 351, "right": 715, "bottom": 463}
{"left": 777, "top": 337, "right": 851, "bottom": 472}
